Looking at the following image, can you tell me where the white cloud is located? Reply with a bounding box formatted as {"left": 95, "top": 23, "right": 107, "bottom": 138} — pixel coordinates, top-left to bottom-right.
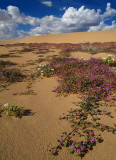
{"left": 0, "top": 22, "right": 17, "bottom": 40}
{"left": 88, "top": 21, "right": 116, "bottom": 31}
{"left": 28, "top": 15, "right": 61, "bottom": 36}
{"left": 41, "top": 1, "right": 52, "bottom": 7}
{"left": 0, "top": 3, "right": 116, "bottom": 40}
{"left": 103, "top": 3, "right": 116, "bottom": 18}
{"left": 62, "top": 6, "right": 101, "bottom": 26}
{"left": 0, "top": 9, "right": 10, "bottom": 21}
{"left": 28, "top": 5, "right": 102, "bottom": 36}
{"left": 7, "top": 6, "right": 40, "bottom": 25}
{"left": 0, "top": 5, "right": 41, "bottom": 39}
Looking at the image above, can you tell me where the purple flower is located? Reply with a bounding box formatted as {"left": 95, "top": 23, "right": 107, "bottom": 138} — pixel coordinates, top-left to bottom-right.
{"left": 83, "top": 141, "right": 86, "bottom": 145}
{"left": 71, "top": 145, "right": 75, "bottom": 150}
{"left": 60, "top": 138, "right": 63, "bottom": 142}
{"left": 76, "top": 129, "right": 79, "bottom": 133}
{"left": 77, "top": 113, "right": 80, "bottom": 116}
{"left": 91, "top": 132, "right": 94, "bottom": 135}
{"left": 91, "top": 137, "right": 95, "bottom": 143}
{"left": 77, "top": 149, "right": 81, "bottom": 153}
{"left": 102, "top": 110, "right": 105, "bottom": 113}
{"left": 81, "top": 146, "right": 85, "bottom": 150}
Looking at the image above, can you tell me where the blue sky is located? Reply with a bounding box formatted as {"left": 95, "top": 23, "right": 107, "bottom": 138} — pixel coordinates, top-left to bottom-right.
{"left": 0, "top": 0, "right": 116, "bottom": 40}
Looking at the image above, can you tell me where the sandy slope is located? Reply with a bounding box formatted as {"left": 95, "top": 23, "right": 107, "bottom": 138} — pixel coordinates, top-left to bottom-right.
{"left": 0, "top": 30, "right": 116, "bottom": 44}
{"left": 0, "top": 31, "right": 116, "bottom": 160}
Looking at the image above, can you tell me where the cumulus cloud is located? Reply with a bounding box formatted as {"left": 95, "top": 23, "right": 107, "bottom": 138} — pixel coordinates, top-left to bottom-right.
{"left": 0, "top": 22, "right": 17, "bottom": 40}
{"left": 0, "top": 3, "right": 116, "bottom": 40}
{"left": 0, "top": 9, "right": 10, "bottom": 21}
{"left": 28, "top": 16, "right": 61, "bottom": 36}
{"left": 62, "top": 6, "right": 101, "bottom": 26}
{"left": 41, "top": 1, "right": 52, "bottom": 7}
{"left": 103, "top": 3, "right": 116, "bottom": 18}
{"left": 88, "top": 21, "right": 116, "bottom": 31}
{"left": 28, "top": 3, "right": 116, "bottom": 36}
{"left": 0, "top": 5, "right": 41, "bottom": 39}
{"left": 7, "top": 6, "right": 41, "bottom": 25}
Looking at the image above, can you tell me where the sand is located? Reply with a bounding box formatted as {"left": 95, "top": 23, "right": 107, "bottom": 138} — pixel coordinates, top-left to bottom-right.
{"left": 0, "top": 30, "right": 116, "bottom": 160}
{"left": 0, "top": 30, "right": 116, "bottom": 45}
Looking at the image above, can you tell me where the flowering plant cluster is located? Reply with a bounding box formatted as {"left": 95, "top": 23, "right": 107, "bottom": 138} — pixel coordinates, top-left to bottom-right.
{"left": 37, "top": 63, "right": 55, "bottom": 77}
{"left": 102, "top": 54, "right": 116, "bottom": 66}
{"left": 3, "top": 103, "right": 24, "bottom": 117}
{"left": 49, "top": 57, "right": 116, "bottom": 100}
{"left": 37, "top": 56, "right": 116, "bottom": 158}
{"left": 49, "top": 96, "right": 116, "bottom": 157}
{"left": 0, "top": 60, "right": 26, "bottom": 89}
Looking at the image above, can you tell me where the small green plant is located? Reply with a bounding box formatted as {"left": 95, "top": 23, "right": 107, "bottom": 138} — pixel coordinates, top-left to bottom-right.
{"left": 3, "top": 103, "right": 24, "bottom": 117}
{"left": 80, "top": 56, "right": 85, "bottom": 61}
{"left": 102, "top": 54, "right": 115, "bottom": 66}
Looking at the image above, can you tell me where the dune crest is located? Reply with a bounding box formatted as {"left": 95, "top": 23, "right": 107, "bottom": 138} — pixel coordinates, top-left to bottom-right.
{"left": 0, "top": 30, "right": 116, "bottom": 44}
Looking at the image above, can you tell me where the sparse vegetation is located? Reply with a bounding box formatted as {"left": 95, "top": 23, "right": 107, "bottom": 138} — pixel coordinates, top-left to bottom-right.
{"left": 35, "top": 55, "right": 116, "bottom": 158}
{"left": 3, "top": 103, "right": 24, "bottom": 117}
{"left": 0, "top": 42, "right": 116, "bottom": 158}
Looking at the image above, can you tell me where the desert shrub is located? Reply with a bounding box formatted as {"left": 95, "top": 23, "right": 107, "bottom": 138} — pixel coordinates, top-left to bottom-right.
{"left": 0, "top": 67, "right": 26, "bottom": 83}
{"left": 59, "top": 52, "right": 71, "bottom": 58}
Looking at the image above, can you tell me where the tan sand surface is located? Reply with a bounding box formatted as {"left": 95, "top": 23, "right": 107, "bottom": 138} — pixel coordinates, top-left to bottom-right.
{"left": 0, "top": 30, "right": 116, "bottom": 44}
{"left": 0, "top": 31, "right": 116, "bottom": 160}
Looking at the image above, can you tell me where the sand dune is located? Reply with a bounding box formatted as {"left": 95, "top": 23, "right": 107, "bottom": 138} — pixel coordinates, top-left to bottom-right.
{"left": 0, "top": 30, "right": 116, "bottom": 44}
{"left": 0, "top": 30, "right": 116, "bottom": 160}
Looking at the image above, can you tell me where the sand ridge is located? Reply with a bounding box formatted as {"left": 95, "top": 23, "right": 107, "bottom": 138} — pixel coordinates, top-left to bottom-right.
{"left": 0, "top": 30, "right": 116, "bottom": 45}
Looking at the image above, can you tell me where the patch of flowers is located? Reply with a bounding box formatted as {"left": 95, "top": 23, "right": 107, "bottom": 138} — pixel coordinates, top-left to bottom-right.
{"left": 80, "top": 56, "right": 85, "bottom": 61}
{"left": 3, "top": 103, "right": 24, "bottom": 117}
{"left": 37, "top": 63, "right": 56, "bottom": 77}
{"left": 37, "top": 56, "right": 116, "bottom": 158}
{"left": 49, "top": 57, "right": 116, "bottom": 100}
{"left": 0, "top": 60, "right": 26, "bottom": 88}
{"left": 49, "top": 96, "right": 116, "bottom": 157}
{"left": 0, "top": 67, "right": 26, "bottom": 83}
{"left": 102, "top": 54, "right": 116, "bottom": 66}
